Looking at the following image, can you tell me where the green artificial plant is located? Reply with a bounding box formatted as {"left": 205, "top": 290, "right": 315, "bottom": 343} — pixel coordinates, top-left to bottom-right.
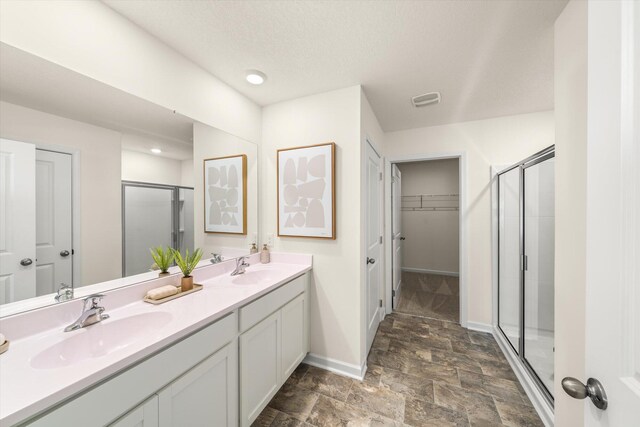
{"left": 170, "top": 248, "right": 203, "bottom": 278}
{"left": 150, "top": 246, "right": 174, "bottom": 273}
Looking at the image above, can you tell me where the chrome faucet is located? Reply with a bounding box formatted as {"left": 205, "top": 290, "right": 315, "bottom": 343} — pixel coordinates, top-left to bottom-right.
{"left": 210, "top": 253, "right": 223, "bottom": 264}
{"left": 64, "top": 294, "right": 110, "bottom": 332}
{"left": 230, "top": 256, "right": 250, "bottom": 276}
{"left": 55, "top": 283, "right": 74, "bottom": 302}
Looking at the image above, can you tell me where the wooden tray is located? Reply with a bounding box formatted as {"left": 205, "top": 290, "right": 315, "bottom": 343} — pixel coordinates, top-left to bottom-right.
{"left": 144, "top": 284, "right": 203, "bottom": 305}
{"left": 0, "top": 340, "right": 9, "bottom": 355}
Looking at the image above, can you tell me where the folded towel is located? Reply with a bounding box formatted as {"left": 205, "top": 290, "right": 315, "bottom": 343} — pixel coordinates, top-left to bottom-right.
{"left": 0, "top": 333, "right": 5, "bottom": 345}
{"left": 146, "top": 285, "right": 179, "bottom": 300}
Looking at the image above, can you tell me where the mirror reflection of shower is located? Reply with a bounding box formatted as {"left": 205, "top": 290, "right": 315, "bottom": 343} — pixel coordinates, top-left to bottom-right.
{"left": 122, "top": 182, "right": 194, "bottom": 277}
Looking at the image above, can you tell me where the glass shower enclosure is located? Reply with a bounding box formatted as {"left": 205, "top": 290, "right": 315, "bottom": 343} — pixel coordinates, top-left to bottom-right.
{"left": 497, "top": 146, "right": 555, "bottom": 404}
{"left": 122, "top": 182, "right": 195, "bottom": 277}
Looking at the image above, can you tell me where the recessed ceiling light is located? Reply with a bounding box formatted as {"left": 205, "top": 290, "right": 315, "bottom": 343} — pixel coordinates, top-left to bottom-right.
{"left": 150, "top": 148, "right": 162, "bottom": 154}
{"left": 246, "top": 70, "right": 266, "bottom": 85}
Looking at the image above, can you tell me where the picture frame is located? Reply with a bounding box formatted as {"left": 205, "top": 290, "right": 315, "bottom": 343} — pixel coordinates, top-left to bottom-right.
{"left": 277, "top": 142, "right": 336, "bottom": 239}
{"left": 204, "top": 154, "right": 247, "bottom": 234}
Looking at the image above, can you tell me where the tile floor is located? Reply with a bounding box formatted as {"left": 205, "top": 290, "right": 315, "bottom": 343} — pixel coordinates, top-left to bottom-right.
{"left": 253, "top": 312, "right": 544, "bottom": 427}
{"left": 396, "top": 272, "right": 460, "bottom": 322}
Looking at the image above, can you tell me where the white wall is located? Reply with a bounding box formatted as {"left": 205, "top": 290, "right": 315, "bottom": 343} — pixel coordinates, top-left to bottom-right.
{"left": 0, "top": 0, "right": 262, "bottom": 144}
{"left": 384, "top": 111, "right": 554, "bottom": 326}
{"left": 0, "top": 101, "right": 122, "bottom": 286}
{"left": 121, "top": 150, "right": 187, "bottom": 187}
{"left": 262, "top": 86, "right": 363, "bottom": 369}
{"left": 397, "top": 159, "right": 459, "bottom": 274}
{"left": 554, "top": 1, "right": 587, "bottom": 424}
{"left": 193, "top": 123, "right": 258, "bottom": 257}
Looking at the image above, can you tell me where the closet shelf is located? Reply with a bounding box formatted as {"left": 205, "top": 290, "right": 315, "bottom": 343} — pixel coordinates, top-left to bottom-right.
{"left": 401, "top": 194, "right": 459, "bottom": 211}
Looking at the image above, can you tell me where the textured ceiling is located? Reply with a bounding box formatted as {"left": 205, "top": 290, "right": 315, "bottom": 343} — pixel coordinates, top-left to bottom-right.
{"left": 0, "top": 43, "right": 194, "bottom": 160}
{"left": 104, "top": 0, "right": 567, "bottom": 132}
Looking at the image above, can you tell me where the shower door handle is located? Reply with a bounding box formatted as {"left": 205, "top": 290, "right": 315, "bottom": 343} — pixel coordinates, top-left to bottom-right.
{"left": 561, "top": 377, "right": 608, "bottom": 410}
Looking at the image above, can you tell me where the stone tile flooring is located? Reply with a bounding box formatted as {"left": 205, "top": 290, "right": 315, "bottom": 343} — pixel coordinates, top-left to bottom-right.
{"left": 253, "top": 313, "right": 544, "bottom": 427}
{"left": 396, "top": 272, "right": 460, "bottom": 322}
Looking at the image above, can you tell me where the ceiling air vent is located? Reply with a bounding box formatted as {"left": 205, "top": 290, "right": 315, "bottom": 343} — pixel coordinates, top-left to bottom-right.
{"left": 411, "top": 92, "right": 441, "bottom": 107}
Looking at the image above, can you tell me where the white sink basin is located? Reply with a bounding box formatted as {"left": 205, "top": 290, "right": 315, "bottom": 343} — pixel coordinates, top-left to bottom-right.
{"left": 30, "top": 312, "right": 173, "bottom": 370}
{"left": 231, "top": 270, "right": 276, "bottom": 285}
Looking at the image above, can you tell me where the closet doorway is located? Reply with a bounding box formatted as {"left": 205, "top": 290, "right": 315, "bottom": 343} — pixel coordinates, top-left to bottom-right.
{"left": 389, "top": 157, "right": 462, "bottom": 323}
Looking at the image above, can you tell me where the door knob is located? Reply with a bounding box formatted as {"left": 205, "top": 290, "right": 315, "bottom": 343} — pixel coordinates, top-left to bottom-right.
{"left": 60, "top": 250, "right": 70, "bottom": 257}
{"left": 400, "top": 237, "right": 406, "bottom": 241}
{"left": 366, "top": 257, "right": 376, "bottom": 265}
{"left": 561, "top": 377, "right": 608, "bottom": 410}
{"left": 20, "top": 258, "right": 33, "bottom": 266}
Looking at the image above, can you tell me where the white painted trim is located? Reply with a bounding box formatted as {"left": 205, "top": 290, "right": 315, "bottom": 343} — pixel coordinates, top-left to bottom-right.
{"left": 493, "top": 326, "right": 554, "bottom": 427}
{"left": 384, "top": 152, "right": 468, "bottom": 328}
{"left": 384, "top": 159, "right": 393, "bottom": 315}
{"left": 466, "top": 321, "right": 493, "bottom": 334}
{"left": 361, "top": 135, "right": 384, "bottom": 366}
{"left": 302, "top": 353, "right": 366, "bottom": 381}
{"left": 401, "top": 267, "right": 459, "bottom": 277}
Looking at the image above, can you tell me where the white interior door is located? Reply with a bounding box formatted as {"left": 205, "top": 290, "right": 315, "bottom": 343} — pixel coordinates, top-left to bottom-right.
{"left": 391, "top": 164, "right": 403, "bottom": 309}
{"left": 0, "top": 138, "right": 36, "bottom": 303}
{"left": 576, "top": 1, "right": 640, "bottom": 424}
{"left": 35, "top": 149, "right": 73, "bottom": 296}
{"left": 365, "top": 141, "right": 382, "bottom": 353}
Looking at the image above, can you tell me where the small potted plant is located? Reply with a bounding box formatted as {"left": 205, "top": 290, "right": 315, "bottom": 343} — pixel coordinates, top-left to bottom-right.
{"left": 170, "top": 248, "right": 203, "bottom": 291}
{"left": 150, "top": 246, "right": 174, "bottom": 277}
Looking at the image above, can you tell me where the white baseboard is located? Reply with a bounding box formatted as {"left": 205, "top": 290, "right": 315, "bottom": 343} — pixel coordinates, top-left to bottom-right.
{"left": 466, "top": 321, "right": 493, "bottom": 334}
{"left": 401, "top": 267, "right": 459, "bottom": 277}
{"left": 302, "top": 353, "right": 366, "bottom": 381}
{"left": 492, "top": 326, "right": 554, "bottom": 427}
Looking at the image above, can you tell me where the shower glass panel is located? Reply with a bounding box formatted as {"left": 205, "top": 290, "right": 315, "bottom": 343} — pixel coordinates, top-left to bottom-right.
{"left": 523, "top": 157, "right": 555, "bottom": 396}
{"left": 498, "top": 168, "right": 521, "bottom": 353}
{"left": 123, "top": 185, "right": 174, "bottom": 276}
{"left": 177, "top": 188, "right": 194, "bottom": 254}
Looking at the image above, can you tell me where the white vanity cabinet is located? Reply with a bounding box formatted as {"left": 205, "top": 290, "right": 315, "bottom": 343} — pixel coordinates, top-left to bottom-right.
{"left": 23, "top": 313, "right": 238, "bottom": 427}
{"left": 158, "top": 341, "right": 238, "bottom": 427}
{"left": 109, "top": 397, "right": 159, "bottom": 427}
{"left": 17, "top": 271, "right": 310, "bottom": 427}
{"left": 239, "top": 274, "right": 309, "bottom": 427}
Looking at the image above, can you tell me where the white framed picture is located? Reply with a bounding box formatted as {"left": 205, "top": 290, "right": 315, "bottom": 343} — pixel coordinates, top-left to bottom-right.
{"left": 204, "top": 154, "right": 247, "bottom": 234}
{"left": 277, "top": 142, "right": 335, "bottom": 239}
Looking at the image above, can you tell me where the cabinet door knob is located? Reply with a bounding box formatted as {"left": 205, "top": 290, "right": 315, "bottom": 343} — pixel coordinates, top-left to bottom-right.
{"left": 366, "top": 257, "right": 376, "bottom": 265}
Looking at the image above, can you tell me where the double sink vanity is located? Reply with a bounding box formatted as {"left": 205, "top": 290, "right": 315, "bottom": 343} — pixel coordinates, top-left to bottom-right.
{"left": 0, "top": 253, "right": 312, "bottom": 427}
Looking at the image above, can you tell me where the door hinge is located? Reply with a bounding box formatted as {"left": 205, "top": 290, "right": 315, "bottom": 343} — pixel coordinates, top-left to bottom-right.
{"left": 379, "top": 235, "right": 383, "bottom": 244}
{"left": 520, "top": 255, "right": 528, "bottom": 271}
{"left": 392, "top": 289, "right": 396, "bottom": 297}
{"left": 379, "top": 299, "right": 383, "bottom": 308}
{"left": 379, "top": 172, "right": 383, "bottom": 181}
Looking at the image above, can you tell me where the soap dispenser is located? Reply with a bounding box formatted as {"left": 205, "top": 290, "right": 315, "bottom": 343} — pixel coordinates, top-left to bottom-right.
{"left": 249, "top": 243, "right": 258, "bottom": 254}
{"left": 260, "top": 244, "right": 270, "bottom": 264}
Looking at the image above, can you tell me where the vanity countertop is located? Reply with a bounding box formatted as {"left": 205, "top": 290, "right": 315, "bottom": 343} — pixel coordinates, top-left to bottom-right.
{"left": 0, "top": 253, "right": 312, "bottom": 427}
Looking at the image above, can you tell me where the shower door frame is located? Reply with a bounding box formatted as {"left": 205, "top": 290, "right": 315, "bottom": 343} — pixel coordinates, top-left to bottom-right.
{"left": 121, "top": 181, "right": 194, "bottom": 276}
{"left": 496, "top": 145, "right": 555, "bottom": 409}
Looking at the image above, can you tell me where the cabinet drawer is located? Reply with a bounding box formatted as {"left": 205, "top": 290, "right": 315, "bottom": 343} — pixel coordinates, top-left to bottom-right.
{"left": 239, "top": 273, "right": 306, "bottom": 332}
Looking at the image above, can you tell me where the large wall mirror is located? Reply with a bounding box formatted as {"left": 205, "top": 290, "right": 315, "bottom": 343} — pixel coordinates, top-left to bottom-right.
{"left": 0, "top": 43, "right": 259, "bottom": 316}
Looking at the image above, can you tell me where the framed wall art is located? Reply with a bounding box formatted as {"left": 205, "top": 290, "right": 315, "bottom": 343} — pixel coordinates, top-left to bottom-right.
{"left": 204, "top": 154, "right": 247, "bottom": 234}
{"left": 277, "top": 142, "right": 335, "bottom": 239}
